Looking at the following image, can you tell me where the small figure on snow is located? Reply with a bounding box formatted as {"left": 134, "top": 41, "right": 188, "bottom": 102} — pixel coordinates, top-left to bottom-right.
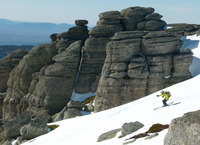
{"left": 157, "top": 90, "right": 171, "bottom": 106}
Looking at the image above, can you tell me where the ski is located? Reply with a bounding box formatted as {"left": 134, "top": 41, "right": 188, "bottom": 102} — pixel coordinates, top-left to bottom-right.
{"left": 153, "top": 102, "right": 181, "bottom": 110}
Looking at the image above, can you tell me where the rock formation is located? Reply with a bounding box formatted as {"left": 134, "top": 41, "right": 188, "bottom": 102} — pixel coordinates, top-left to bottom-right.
{"left": 75, "top": 11, "right": 123, "bottom": 93}
{"left": 0, "top": 6, "right": 198, "bottom": 144}
{"left": 3, "top": 43, "right": 58, "bottom": 119}
{"left": 0, "top": 49, "right": 29, "bottom": 93}
{"left": 0, "top": 49, "right": 29, "bottom": 120}
{"left": 164, "top": 110, "right": 200, "bottom": 145}
{"left": 22, "top": 40, "right": 83, "bottom": 115}
{"left": 0, "top": 6, "right": 195, "bottom": 118}
{"left": 94, "top": 7, "right": 193, "bottom": 112}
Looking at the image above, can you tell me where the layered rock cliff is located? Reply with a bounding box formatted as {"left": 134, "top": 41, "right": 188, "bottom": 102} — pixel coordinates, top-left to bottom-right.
{"left": 94, "top": 7, "right": 194, "bottom": 111}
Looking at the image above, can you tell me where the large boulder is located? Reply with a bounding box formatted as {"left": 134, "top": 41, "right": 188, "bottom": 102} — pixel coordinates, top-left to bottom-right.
{"left": 121, "top": 122, "right": 144, "bottom": 137}
{"left": 164, "top": 110, "right": 200, "bottom": 145}
{"left": 63, "top": 108, "right": 82, "bottom": 119}
{"left": 97, "top": 128, "right": 121, "bottom": 142}
{"left": 20, "top": 114, "right": 50, "bottom": 140}
{"left": 75, "top": 19, "right": 88, "bottom": 26}
{"left": 89, "top": 11, "right": 123, "bottom": 37}
{"left": 121, "top": 7, "right": 155, "bottom": 31}
{"left": 4, "top": 112, "right": 31, "bottom": 139}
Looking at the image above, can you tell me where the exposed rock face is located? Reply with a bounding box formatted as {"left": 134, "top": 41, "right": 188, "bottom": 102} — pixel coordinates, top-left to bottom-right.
{"left": 164, "top": 110, "right": 200, "bottom": 145}
{"left": 3, "top": 43, "right": 57, "bottom": 119}
{"left": 94, "top": 18, "right": 193, "bottom": 111}
{"left": 75, "top": 11, "right": 123, "bottom": 93}
{"left": 3, "top": 112, "right": 31, "bottom": 140}
{"left": 20, "top": 114, "right": 50, "bottom": 140}
{"left": 121, "top": 7, "right": 166, "bottom": 31}
{"left": 1, "top": 20, "right": 90, "bottom": 119}
{"left": 0, "top": 49, "right": 29, "bottom": 93}
{"left": 22, "top": 40, "right": 83, "bottom": 115}
{"left": 197, "top": 29, "right": 200, "bottom": 36}
{"left": 0, "top": 49, "right": 29, "bottom": 120}
{"left": 167, "top": 23, "right": 200, "bottom": 36}
{"left": 57, "top": 21, "right": 89, "bottom": 43}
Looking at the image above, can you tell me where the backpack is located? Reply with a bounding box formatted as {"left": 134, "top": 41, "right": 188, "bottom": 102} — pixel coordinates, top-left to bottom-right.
{"left": 166, "top": 91, "right": 171, "bottom": 97}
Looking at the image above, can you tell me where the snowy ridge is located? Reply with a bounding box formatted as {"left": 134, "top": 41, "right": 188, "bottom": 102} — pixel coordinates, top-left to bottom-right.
{"left": 20, "top": 35, "right": 200, "bottom": 145}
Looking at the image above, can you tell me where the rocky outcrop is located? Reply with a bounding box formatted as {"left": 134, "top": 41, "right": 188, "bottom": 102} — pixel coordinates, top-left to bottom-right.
{"left": 21, "top": 40, "right": 83, "bottom": 115}
{"left": 0, "top": 49, "right": 29, "bottom": 93}
{"left": 0, "top": 49, "right": 29, "bottom": 120}
{"left": 164, "top": 110, "right": 200, "bottom": 145}
{"left": 167, "top": 23, "right": 200, "bottom": 36}
{"left": 20, "top": 114, "right": 51, "bottom": 140}
{"left": 1, "top": 20, "right": 90, "bottom": 120}
{"left": 121, "top": 7, "right": 166, "bottom": 31}
{"left": 94, "top": 29, "right": 193, "bottom": 111}
{"left": 3, "top": 112, "right": 31, "bottom": 140}
{"left": 94, "top": 8, "right": 193, "bottom": 111}
{"left": 1, "top": 7, "right": 194, "bottom": 118}
{"left": 75, "top": 11, "right": 123, "bottom": 94}
{"left": 2, "top": 43, "right": 57, "bottom": 119}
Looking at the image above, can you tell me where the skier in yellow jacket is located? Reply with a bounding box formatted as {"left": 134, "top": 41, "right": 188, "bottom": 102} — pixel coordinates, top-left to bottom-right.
{"left": 157, "top": 90, "right": 170, "bottom": 106}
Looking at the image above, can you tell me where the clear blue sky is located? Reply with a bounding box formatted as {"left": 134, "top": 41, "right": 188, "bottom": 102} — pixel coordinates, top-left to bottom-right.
{"left": 0, "top": 0, "right": 200, "bottom": 26}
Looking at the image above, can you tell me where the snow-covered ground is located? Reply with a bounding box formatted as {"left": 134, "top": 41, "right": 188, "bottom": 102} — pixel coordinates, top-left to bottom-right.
{"left": 20, "top": 34, "right": 200, "bottom": 145}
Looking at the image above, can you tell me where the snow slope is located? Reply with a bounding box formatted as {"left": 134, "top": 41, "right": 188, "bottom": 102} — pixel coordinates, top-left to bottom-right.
{"left": 181, "top": 35, "right": 200, "bottom": 76}
{"left": 20, "top": 35, "right": 200, "bottom": 145}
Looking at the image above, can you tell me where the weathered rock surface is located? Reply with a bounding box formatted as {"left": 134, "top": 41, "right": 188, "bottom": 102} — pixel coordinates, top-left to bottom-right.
{"left": 24, "top": 40, "right": 83, "bottom": 115}
{"left": 94, "top": 29, "right": 193, "bottom": 111}
{"left": 4, "top": 112, "right": 31, "bottom": 140}
{"left": 76, "top": 10, "right": 123, "bottom": 93}
{"left": 167, "top": 23, "right": 200, "bottom": 36}
{"left": 20, "top": 114, "right": 50, "bottom": 140}
{"left": 75, "top": 19, "right": 88, "bottom": 26}
{"left": 164, "top": 110, "right": 200, "bottom": 145}
{"left": 121, "top": 7, "right": 155, "bottom": 31}
{"left": 58, "top": 20, "right": 89, "bottom": 42}
{"left": 53, "top": 107, "right": 67, "bottom": 122}
{"left": 0, "top": 49, "right": 29, "bottom": 93}
{"left": 3, "top": 43, "right": 57, "bottom": 119}
{"left": 121, "top": 122, "right": 144, "bottom": 137}
{"left": 63, "top": 108, "right": 82, "bottom": 119}
{"left": 97, "top": 128, "right": 121, "bottom": 142}
{"left": 197, "top": 29, "right": 200, "bottom": 36}
{"left": 0, "top": 93, "right": 6, "bottom": 119}
{"left": 67, "top": 100, "right": 85, "bottom": 109}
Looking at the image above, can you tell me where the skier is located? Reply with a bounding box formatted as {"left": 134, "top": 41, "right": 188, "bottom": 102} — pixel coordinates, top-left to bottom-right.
{"left": 156, "top": 90, "right": 171, "bottom": 106}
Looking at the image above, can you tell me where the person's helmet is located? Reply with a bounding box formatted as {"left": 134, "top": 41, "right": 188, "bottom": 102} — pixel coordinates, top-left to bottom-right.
{"left": 160, "top": 90, "right": 164, "bottom": 94}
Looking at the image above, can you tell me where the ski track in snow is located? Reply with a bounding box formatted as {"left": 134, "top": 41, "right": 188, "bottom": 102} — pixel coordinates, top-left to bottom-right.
{"left": 19, "top": 35, "right": 200, "bottom": 145}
